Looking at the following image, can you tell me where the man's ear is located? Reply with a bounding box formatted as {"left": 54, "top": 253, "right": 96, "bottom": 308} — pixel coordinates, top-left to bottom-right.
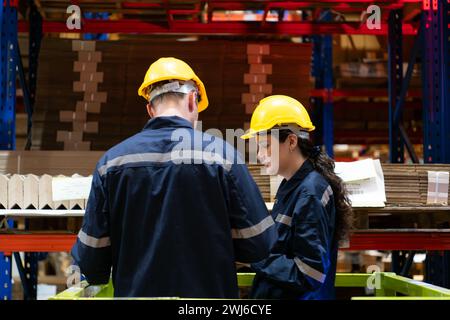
{"left": 146, "top": 103, "right": 155, "bottom": 118}
{"left": 187, "top": 92, "right": 197, "bottom": 113}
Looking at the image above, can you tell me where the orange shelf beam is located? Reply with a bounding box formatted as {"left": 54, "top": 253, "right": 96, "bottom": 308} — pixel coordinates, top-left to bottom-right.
{"left": 1, "top": 231, "right": 450, "bottom": 254}
{"left": 0, "top": 234, "right": 77, "bottom": 254}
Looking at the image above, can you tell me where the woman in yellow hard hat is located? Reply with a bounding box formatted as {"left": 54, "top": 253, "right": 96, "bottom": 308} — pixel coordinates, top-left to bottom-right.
{"left": 241, "top": 95, "right": 353, "bottom": 300}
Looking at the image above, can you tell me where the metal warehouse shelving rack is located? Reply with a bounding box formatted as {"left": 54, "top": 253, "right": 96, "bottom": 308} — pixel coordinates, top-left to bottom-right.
{"left": 1, "top": 230, "right": 450, "bottom": 253}
{"left": 1, "top": 0, "right": 449, "bottom": 300}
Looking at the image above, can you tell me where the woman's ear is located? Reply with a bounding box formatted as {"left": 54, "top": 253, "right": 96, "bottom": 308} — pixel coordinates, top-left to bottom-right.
{"left": 289, "top": 134, "right": 298, "bottom": 150}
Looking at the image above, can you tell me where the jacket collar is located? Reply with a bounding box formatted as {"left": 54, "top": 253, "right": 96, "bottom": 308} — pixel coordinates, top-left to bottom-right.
{"left": 143, "top": 116, "right": 193, "bottom": 131}
{"left": 276, "top": 159, "right": 314, "bottom": 202}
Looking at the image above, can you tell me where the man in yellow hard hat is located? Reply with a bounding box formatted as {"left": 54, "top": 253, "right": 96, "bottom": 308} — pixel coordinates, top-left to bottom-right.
{"left": 242, "top": 95, "right": 352, "bottom": 300}
{"left": 72, "top": 57, "right": 276, "bottom": 298}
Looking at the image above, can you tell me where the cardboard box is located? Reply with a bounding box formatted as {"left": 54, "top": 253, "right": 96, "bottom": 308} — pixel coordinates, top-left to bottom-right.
{"left": 23, "top": 174, "right": 39, "bottom": 209}
{"left": 73, "top": 121, "right": 98, "bottom": 133}
{"left": 72, "top": 40, "right": 96, "bottom": 52}
{"left": 38, "top": 174, "right": 54, "bottom": 209}
{"left": 249, "top": 84, "right": 272, "bottom": 94}
{"left": 84, "top": 92, "right": 107, "bottom": 103}
{"left": 248, "top": 55, "right": 262, "bottom": 64}
{"left": 69, "top": 198, "right": 85, "bottom": 210}
{"left": 84, "top": 122, "right": 98, "bottom": 133}
{"left": 245, "top": 103, "right": 257, "bottom": 114}
{"left": 79, "top": 72, "right": 104, "bottom": 83}
{"left": 242, "top": 93, "right": 265, "bottom": 104}
{"left": 76, "top": 101, "right": 102, "bottom": 114}
{"left": 0, "top": 174, "right": 9, "bottom": 209}
{"left": 64, "top": 141, "right": 91, "bottom": 151}
{"left": 73, "top": 81, "right": 98, "bottom": 92}
{"left": 56, "top": 131, "right": 66, "bottom": 142}
{"left": 8, "top": 174, "right": 24, "bottom": 209}
{"left": 73, "top": 61, "right": 98, "bottom": 73}
{"left": 54, "top": 200, "right": 70, "bottom": 209}
{"left": 243, "top": 73, "right": 267, "bottom": 84}
{"left": 339, "top": 62, "right": 387, "bottom": 78}
{"left": 0, "top": 151, "right": 102, "bottom": 176}
{"left": 72, "top": 121, "right": 84, "bottom": 133}
{"left": 59, "top": 111, "right": 75, "bottom": 122}
{"left": 78, "top": 51, "right": 102, "bottom": 63}
{"left": 249, "top": 64, "right": 272, "bottom": 75}
{"left": 59, "top": 111, "right": 87, "bottom": 122}
{"left": 56, "top": 131, "right": 83, "bottom": 143}
{"left": 247, "top": 44, "right": 270, "bottom": 55}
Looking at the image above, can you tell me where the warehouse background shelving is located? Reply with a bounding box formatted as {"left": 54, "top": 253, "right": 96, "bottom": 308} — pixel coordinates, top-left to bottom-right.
{"left": 1, "top": 0, "right": 449, "bottom": 300}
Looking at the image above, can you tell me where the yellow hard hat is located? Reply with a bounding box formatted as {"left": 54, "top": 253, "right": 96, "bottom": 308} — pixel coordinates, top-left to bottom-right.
{"left": 138, "top": 57, "right": 209, "bottom": 112}
{"left": 241, "top": 95, "right": 315, "bottom": 139}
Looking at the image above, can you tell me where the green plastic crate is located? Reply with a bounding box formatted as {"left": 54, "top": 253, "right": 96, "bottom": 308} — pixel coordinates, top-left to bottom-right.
{"left": 50, "top": 272, "right": 450, "bottom": 300}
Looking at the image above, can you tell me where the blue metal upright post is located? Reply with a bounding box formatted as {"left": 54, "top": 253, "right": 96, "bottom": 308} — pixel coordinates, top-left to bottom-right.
{"left": 388, "top": 9, "right": 404, "bottom": 273}
{"left": 0, "top": 253, "right": 12, "bottom": 300}
{"left": 23, "top": 252, "right": 38, "bottom": 299}
{"left": 388, "top": 9, "right": 404, "bottom": 163}
{"left": 311, "top": 10, "right": 334, "bottom": 157}
{"left": 28, "top": 0, "right": 42, "bottom": 108}
{"left": 84, "top": 12, "right": 109, "bottom": 40}
{"left": 422, "top": 0, "right": 450, "bottom": 164}
{"left": 422, "top": 0, "right": 450, "bottom": 289}
{"left": 0, "top": 0, "right": 17, "bottom": 150}
{"left": 0, "top": 0, "right": 18, "bottom": 300}
{"left": 322, "top": 32, "right": 334, "bottom": 158}
{"left": 24, "top": 0, "right": 42, "bottom": 150}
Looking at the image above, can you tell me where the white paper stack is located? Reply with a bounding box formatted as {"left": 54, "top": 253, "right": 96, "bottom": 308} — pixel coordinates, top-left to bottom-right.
{"left": 335, "top": 159, "right": 386, "bottom": 207}
{"left": 52, "top": 175, "right": 93, "bottom": 202}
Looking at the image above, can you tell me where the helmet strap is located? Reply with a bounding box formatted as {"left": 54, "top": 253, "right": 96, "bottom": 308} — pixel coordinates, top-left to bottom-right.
{"left": 148, "top": 80, "right": 199, "bottom": 103}
{"left": 274, "top": 125, "right": 310, "bottom": 139}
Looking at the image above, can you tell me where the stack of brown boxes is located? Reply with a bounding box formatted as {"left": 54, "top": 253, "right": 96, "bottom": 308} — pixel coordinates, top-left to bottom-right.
{"left": 33, "top": 39, "right": 312, "bottom": 150}
{"left": 242, "top": 44, "right": 273, "bottom": 115}
{"left": 383, "top": 164, "right": 450, "bottom": 205}
{"left": 56, "top": 40, "right": 107, "bottom": 150}
{"left": 248, "top": 163, "right": 450, "bottom": 207}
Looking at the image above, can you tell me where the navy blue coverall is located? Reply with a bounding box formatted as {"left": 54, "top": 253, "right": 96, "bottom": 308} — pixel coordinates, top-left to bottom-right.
{"left": 250, "top": 159, "right": 338, "bottom": 299}
{"left": 71, "top": 116, "right": 276, "bottom": 298}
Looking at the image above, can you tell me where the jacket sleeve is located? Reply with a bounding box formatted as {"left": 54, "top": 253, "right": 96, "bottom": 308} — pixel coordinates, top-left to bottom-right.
{"left": 71, "top": 164, "right": 112, "bottom": 285}
{"left": 251, "top": 194, "right": 333, "bottom": 293}
{"left": 225, "top": 163, "right": 277, "bottom": 263}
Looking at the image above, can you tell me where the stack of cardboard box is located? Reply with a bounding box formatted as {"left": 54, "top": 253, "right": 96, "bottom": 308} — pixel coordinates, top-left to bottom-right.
{"left": 56, "top": 40, "right": 106, "bottom": 150}
{"left": 242, "top": 44, "right": 273, "bottom": 115}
